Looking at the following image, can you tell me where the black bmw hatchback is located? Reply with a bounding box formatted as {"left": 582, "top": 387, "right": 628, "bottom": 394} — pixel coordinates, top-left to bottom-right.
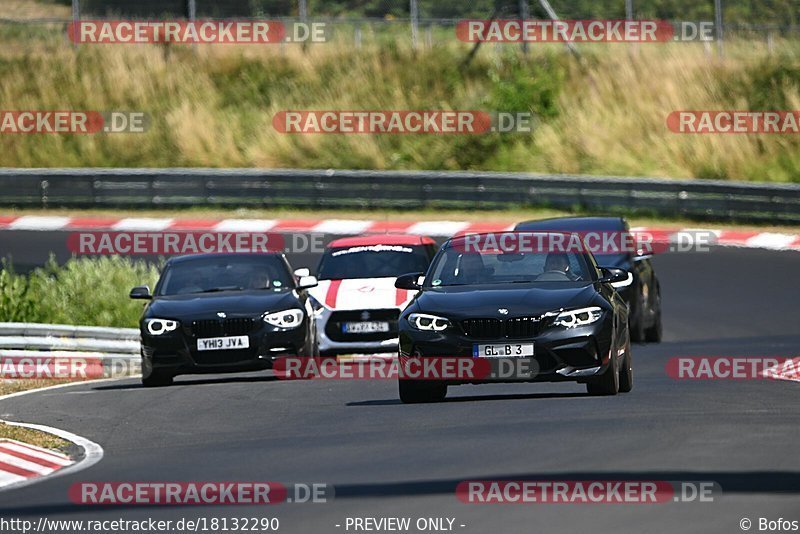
{"left": 130, "top": 253, "right": 319, "bottom": 387}
{"left": 395, "top": 232, "right": 633, "bottom": 403}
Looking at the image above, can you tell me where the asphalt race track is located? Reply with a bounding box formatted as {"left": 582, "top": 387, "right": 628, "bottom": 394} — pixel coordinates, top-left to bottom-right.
{"left": 0, "top": 242, "right": 798, "bottom": 534}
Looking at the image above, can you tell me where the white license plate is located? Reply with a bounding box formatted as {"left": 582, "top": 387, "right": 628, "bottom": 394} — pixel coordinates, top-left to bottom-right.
{"left": 342, "top": 321, "right": 390, "bottom": 334}
{"left": 474, "top": 343, "right": 534, "bottom": 358}
{"left": 197, "top": 335, "right": 250, "bottom": 351}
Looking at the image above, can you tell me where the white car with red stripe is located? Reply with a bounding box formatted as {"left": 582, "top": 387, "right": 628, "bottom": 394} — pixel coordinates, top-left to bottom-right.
{"left": 307, "top": 235, "right": 438, "bottom": 356}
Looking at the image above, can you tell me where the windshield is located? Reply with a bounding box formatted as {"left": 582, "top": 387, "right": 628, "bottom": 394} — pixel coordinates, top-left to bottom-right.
{"left": 156, "top": 256, "right": 294, "bottom": 296}
{"left": 317, "top": 245, "right": 431, "bottom": 280}
{"left": 426, "top": 243, "right": 595, "bottom": 287}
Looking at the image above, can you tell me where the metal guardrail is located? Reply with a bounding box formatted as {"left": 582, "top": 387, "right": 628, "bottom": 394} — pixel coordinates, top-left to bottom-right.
{"left": 0, "top": 322, "right": 139, "bottom": 342}
{"left": 1, "top": 168, "right": 800, "bottom": 224}
{"left": 0, "top": 323, "right": 140, "bottom": 377}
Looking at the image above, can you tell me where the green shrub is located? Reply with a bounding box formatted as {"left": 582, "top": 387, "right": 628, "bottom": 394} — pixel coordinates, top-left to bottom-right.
{"left": 1, "top": 257, "right": 160, "bottom": 328}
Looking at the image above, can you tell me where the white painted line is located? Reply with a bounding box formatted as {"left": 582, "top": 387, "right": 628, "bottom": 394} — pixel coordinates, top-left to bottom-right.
{"left": 406, "top": 221, "right": 470, "bottom": 236}
{"left": 0, "top": 471, "right": 26, "bottom": 486}
{"left": 745, "top": 232, "right": 798, "bottom": 250}
{"left": 212, "top": 219, "right": 278, "bottom": 232}
{"left": 111, "top": 218, "right": 174, "bottom": 231}
{"left": 8, "top": 216, "right": 71, "bottom": 231}
{"left": 311, "top": 219, "right": 375, "bottom": 234}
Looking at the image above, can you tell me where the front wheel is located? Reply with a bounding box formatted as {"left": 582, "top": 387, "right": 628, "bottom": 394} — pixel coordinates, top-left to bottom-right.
{"left": 619, "top": 336, "right": 633, "bottom": 393}
{"left": 586, "top": 352, "right": 619, "bottom": 396}
{"left": 644, "top": 293, "right": 663, "bottom": 343}
{"left": 399, "top": 380, "right": 447, "bottom": 404}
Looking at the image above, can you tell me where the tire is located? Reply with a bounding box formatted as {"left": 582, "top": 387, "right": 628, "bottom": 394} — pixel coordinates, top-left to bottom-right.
{"left": 586, "top": 351, "right": 619, "bottom": 396}
{"left": 142, "top": 370, "right": 174, "bottom": 387}
{"left": 619, "top": 336, "right": 633, "bottom": 393}
{"left": 629, "top": 314, "right": 646, "bottom": 343}
{"left": 399, "top": 380, "right": 447, "bottom": 404}
{"left": 644, "top": 292, "right": 663, "bottom": 343}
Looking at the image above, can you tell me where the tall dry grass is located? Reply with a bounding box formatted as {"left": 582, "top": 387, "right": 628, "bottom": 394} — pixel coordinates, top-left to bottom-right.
{"left": 1, "top": 30, "right": 799, "bottom": 182}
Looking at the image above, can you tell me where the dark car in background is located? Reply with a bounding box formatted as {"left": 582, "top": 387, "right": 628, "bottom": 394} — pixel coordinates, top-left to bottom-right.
{"left": 130, "top": 253, "right": 319, "bottom": 387}
{"left": 394, "top": 232, "right": 633, "bottom": 403}
{"left": 515, "top": 217, "right": 662, "bottom": 342}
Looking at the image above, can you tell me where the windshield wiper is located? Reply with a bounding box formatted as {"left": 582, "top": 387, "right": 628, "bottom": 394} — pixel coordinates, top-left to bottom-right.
{"left": 197, "top": 286, "right": 243, "bottom": 293}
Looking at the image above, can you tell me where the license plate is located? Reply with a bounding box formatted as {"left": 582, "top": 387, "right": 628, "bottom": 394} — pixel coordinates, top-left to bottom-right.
{"left": 342, "top": 321, "right": 390, "bottom": 334}
{"left": 473, "top": 343, "right": 534, "bottom": 358}
{"left": 197, "top": 336, "right": 250, "bottom": 351}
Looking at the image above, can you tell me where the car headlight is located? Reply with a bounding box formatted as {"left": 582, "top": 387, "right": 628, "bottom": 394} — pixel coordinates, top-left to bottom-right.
{"left": 146, "top": 318, "right": 179, "bottom": 336}
{"left": 552, "top": 307, "right": 603, "bottom": 329}
{"left": 408, "top": 313, "right": 450, "bottom": 332}
{"left": 264, "top": 309, "right": 304, "bottom": 329}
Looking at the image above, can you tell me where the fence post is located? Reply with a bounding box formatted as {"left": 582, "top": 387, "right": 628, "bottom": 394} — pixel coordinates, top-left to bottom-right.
{"left": 410, "top": 0, "right": 419, "bottom": 50}
{"left": 519, "top": 0, "right": 530, "bottom": 55}
{"left": 625, "top": 0, "right": 633, "bottom": 20}
{"left": 71, "top": 0, "right": 80, "bottom": 49}
{"left": 714, "top": 0, "right": 724, "bottom": 58}
{"left": 299, "top": 0, "right": 308, "bottom": 52}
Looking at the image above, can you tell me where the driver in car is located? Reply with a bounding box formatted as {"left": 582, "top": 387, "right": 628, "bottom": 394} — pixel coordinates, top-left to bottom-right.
{"left": 248, "top": 270, "right": 271, "bottom": 290}
{"left": 539, "top": 253, "right": 580, "bottom": 281}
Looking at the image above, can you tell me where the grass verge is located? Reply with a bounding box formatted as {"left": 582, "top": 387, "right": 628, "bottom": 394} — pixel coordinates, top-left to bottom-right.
{"left": 0, "top": 417, "right": 72, "bottom": 454}
{"left": 1, "top": 27, "right": 800, "bottom": 181}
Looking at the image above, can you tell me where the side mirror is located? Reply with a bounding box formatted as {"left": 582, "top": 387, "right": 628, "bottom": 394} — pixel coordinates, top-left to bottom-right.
{"left": 129, "top": 285, "right": 152, "bottom": 299}
{"left": 297, "top": 275, "right": 318, "bottom": 289}
{"left": 395, "top": 272, "right": 424, "bottom": 290}
{"left": 294, "top": 268, "right": 311, "bottom": 278}
{"left": 599, "top": 267, "right": 633, "bottom": 288}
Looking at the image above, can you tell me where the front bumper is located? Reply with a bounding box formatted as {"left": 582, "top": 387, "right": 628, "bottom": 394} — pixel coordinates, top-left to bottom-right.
{"left": 315, "top": 306, "right": 400, "bottom": 355}
{"left": 398, "top": 317, "right": 613, "bottom": 385}
{"left": 141, "top": 320, "right": 310, "bottom": 376}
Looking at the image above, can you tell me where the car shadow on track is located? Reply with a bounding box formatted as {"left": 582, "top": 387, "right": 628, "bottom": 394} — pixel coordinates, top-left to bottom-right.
{"left": 91, "top": 375, "right": 281, "bottom": 391}
{"left": 347, "top": 391, "right": 589, "bottom": 406}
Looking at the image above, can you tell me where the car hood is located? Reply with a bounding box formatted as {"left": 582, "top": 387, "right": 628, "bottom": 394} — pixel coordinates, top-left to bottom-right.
{"left": 309, "top": 277, "right": 413, "bottom": 310}
{"left": 413, "top": 282, "right": 602, "bottom": 319}
{"left": 145, "top": 290, "right": 300, "bottom": 320}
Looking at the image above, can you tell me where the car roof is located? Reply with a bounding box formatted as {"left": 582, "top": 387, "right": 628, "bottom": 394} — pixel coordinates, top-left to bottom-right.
{"left": 327, "top": 234, "right": 436, "bottom": 247}
{"left": 165, "top": 253, "right": 282, "bottom": 265}
{"left": 514, "top": 216, "right": 627, "bottom": 232}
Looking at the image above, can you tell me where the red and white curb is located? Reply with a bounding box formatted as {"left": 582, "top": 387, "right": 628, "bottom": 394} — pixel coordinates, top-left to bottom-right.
{"left": 0, "top": 439, "right": 73, "bottom": 487}
{"left": 1, "top": 215, "right": 799, "bottom": 251}
{"left": 762, "top": 357, "right": 800, "bottom": 384}
{"left": 0, "top": 384, "right": 107, "bottom": 492}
